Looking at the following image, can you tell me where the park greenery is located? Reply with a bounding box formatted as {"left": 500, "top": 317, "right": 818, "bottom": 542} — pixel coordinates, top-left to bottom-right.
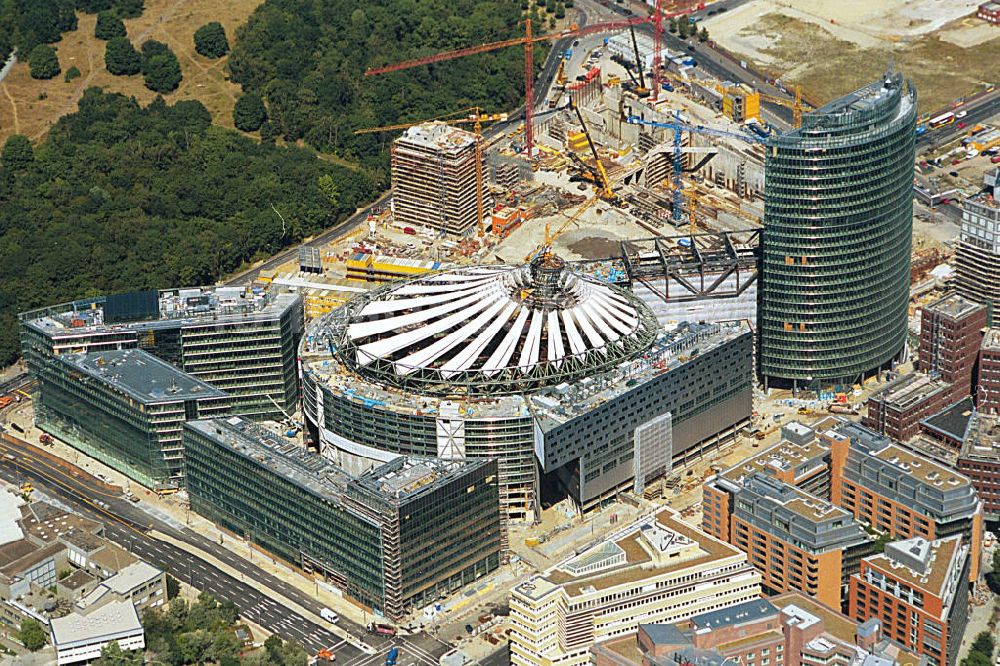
{"left": 194, "top": 22, "right": 229, "bottom": 59}
{"left": 961, "top": 631, "right": 995, "bottom": 666}
{"left": 29, "top": 44, "right": 61, "bottom": 79}
{"left": 141, "top": 39, "right": 183, "bottom": 92}
{"left": 17, "top": 618, "right": 47, "bottom": 651}
{"left": 94, "top": 10, "right": 126, "bottom": 40}
{"left": 986, "top": 548, "right": 1000, "bottom": 595}
{"left": 105, "top": 36, "right": 141, "bottom": 75}
{"left": 0, "top": 89, "right": 377, "bottom": 366}
{"left": 226, "top": 0, "right": 535, "bottom": 169}
{"left": 140, "top": 592, "right": 308, "bottom": 665}
{"left": 0, "top": 0, "right": 145, "bottom": 64}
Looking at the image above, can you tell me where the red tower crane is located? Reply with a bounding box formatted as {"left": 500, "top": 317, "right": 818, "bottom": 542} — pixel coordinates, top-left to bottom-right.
{"left": 365, "top": 4, "right": 683, "bottom": 158}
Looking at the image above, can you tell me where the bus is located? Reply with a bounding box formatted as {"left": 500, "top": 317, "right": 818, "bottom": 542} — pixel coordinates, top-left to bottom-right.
{"left": 929, "top": 112, "right": 955, "bottom": 129}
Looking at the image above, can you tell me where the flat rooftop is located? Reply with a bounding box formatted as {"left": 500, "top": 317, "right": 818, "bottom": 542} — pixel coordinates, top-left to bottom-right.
{"left": 514, "top": 510, "right": 743, "bottom": 601}
{"left": 719, "top": 418, "right": 836, "bottom": 483}
{"left": 396, "top": 122, "right": 478, "bottom": 152}
{"left": 920, "top": 397, "right": 974, "bottom": 442}
{"left": 866, "top": 536, "right": 963, "bottom": 601}
{"left": 960, "top": 413, "right": 1000, "bottom": 460}
{"left": 690, "top": 599, "right": 777, "bottom": 632}
{"left": 50, "top": 599, "right": 141, "bottom": 647}
{"left": 924, "top": 293, "right": 984, "bottom": 320}
{"left": 853, "top": 434, "right": 972, "bottom": 489}
{"left": 23, "top": 287, "right": 298, "bottom": 338}
{"left": 867, "top": 373, "right": 950, "bottom": 411}
{"left": 187, "top": 416, "right": 484, "bottom": 508}
{"left": 60, "top": 349, "right": 228, "bottom": 405}
{"left": 983, "top": 327, "right": 1000, "bottom": 351}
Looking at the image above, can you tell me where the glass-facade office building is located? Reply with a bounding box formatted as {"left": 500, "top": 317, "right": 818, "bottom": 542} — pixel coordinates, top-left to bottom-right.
{"left": 39, "top": 349, "right": 230, "bottom": 487}
{"left": 184, "top": 417, "right": 503, "bottom": 619}
{"left": 20, "top": 288, "right": 303, "bottom": 420}
{"left": 760, "top": 70, "right": 916, "bottom": 388}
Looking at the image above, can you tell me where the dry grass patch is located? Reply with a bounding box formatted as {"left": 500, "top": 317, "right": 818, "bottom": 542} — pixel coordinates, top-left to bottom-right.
{"left": 0, "top": 0, "right": 261, "bottom": 144}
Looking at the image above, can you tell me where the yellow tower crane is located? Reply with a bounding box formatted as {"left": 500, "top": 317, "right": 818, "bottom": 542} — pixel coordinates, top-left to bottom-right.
{"left": 758, "top": 85, "right": 812, "bottom": 128}
{"left": 355, "top": 108, "right": 507, "bottom": 238}
{"left": 524, "top": 194, "right": 601, "bottom": 262}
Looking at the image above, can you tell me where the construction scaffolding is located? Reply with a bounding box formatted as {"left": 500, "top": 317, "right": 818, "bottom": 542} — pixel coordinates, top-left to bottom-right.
{"left": 391, "top": 123, "right": 491, "bottom": 235}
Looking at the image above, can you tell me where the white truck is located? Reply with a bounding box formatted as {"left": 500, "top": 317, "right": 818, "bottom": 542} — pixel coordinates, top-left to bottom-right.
{"left": 320, "top": 608, "right": 339, "bottom": 623}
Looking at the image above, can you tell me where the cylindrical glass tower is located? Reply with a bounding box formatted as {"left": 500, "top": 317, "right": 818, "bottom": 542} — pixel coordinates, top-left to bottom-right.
{"left": 760, "top": 69, "right": 916, "bottom": 388}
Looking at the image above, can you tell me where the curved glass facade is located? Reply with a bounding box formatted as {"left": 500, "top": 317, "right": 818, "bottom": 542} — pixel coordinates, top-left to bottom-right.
{"left": 760, "top": 70, "right": 916, "bottom": 386}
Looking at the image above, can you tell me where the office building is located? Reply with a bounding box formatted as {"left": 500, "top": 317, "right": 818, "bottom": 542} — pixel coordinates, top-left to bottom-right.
{"left": 50, "top": 599, "right": 145, "bottom": 665}
{"left": 954, "top": 169, "right": 1000, "bottom": 307}
{"left": 391, "top": 123, "right": 490, "bottom": 235}
{"left": 918, "top": 397, "right": 975, "bottom": 451}
{"left": 509, "top": 510, "right": 761, "bottom": 666}
{"left": 760, "top": 70, "right": 916, "bottom": 388}
{"left": 592, "top": 591, "right": 918, "bottom": 666}
{"left": 184, "top": 416, "right": 503, "bottom": 620}
{"left": 20, "top": 287, "right": 303, "bottom": 421}
{"left": 862, "top": 373, "right": 952, "bottom": 442}
{"left": 957, "top": 413, "right": 1000, "bottom": 521}
{"left": 301, "top": 257, "right": 753, "bottom": 521}
{"left": 918, "top": 293, "right": 987, "bottom": 400}
{"left": 37, "top": 349, "right": 230, "bottom": 487}
{"left": 848, "top": 536, "right": 969, "bottom": 666}
{"left": 977, "top": 328, "right": 1000, "bottom": 414}
{"left": 704, "top": 418, "right": 984, "bottom": 609}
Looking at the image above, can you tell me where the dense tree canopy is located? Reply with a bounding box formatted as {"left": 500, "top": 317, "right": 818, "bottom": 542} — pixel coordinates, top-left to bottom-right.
{"left": 105, "top": 36, "right": 140, "bottom": 75}
{"left": 141, "top": 39, "right": 182, "bottom": 92}
{"left": 0, "top": 0, "right": 146, "bottom": 62}
{"left": 28, "top": 43, "right": 60, "bottom": 79}
{"left": 234, "top": 92, "right": 267, "bottom": 131}
{"left": 0, "top": 89, "right": 377, "bottom": 365}
{"left": 227, "top": 0, "right": 535, "bottom": 169}
{"left": 194, "top": 21, "right": 229, "bottom": 59}
{"left": 95, "top": 10, "right": 126, "bottom": 40}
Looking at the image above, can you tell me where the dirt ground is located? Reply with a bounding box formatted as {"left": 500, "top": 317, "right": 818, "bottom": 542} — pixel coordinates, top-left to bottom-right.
{"left": 702, "top": 0, "right": 998, "bottom": 113}
{"left": 0, "top": 0, "right": 261, "bottom": 144}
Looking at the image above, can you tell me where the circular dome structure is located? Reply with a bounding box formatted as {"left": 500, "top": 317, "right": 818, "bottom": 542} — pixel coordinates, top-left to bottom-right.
{"left": 326, "top": 255, "right": 657, "bottom": 395}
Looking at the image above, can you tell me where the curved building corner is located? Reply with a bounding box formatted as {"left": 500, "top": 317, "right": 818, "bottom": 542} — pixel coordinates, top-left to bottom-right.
{"left": 760, "top": 69, "right": 917, "bottom": 389}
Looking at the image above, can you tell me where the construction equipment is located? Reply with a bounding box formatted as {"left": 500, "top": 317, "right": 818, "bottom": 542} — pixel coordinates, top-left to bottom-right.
{"left": 524, "top": 194, "right": 601, "bottom": 262}
{"left": 355, "top": 107, "right": 506, "bottom": 237}
{"left": 569, "top": 99, "right": 615, "bottom": 201}
{"left": 758, "top": 85, "right": 811, "bottom": 128}
{"left": 39, "top": 433, "right": 53, "bottom": 445}
{"left": 365, "top": 3, "right": 684, "bottom": 157}
{"left": 626, "top": 114, "right": 767, "bottom": 224}
{"left": 628, "top": 24, "right": 649, "bottom": 97}
{"left": 19, "top": 483, "right": 32, "bottom": 497}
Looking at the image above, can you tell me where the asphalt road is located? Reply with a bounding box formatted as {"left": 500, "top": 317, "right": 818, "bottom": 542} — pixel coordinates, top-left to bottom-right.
{"left": 0, "top": 435, "right": 452, "bottom": 664}
{"left": 917, "top": 91, "right": 1000, "bottom": 152}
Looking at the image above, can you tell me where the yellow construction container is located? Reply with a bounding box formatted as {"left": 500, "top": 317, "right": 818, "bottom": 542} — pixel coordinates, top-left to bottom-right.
{"left": 567, "top": 131, "right": 589, "bottom": 152}
{"left": 722, "top": 85, "right": 761, "bottom": 123}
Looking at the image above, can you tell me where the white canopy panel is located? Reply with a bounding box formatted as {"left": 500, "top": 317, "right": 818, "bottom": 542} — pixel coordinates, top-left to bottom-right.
{"left": 342, "top": 262, "right": 648, "bottom": 382}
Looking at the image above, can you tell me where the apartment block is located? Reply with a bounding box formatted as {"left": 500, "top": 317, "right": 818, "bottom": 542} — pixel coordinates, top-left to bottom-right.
{"left": 977, "top": 328, "right": 1000, "bottom": 414}
{"left": 704, "top": 469, "right": 871, "bottom": 609}
{"left": 919, "top": 293, "right": 987, "bottom": 401}
{"left": 184, "top": 417, "right": 503, "bottom": 620}
{"left": 862, "top": 373, "right": 952, "bottom": 442}
{"left": 391, "top": 123, "right": 490, "bottom": 235}
{"left": 20, "top": 287, "right": 303, "bottom": 421}
{"left": 830, "top": 420, "right": 983, "bottom": 582}
{"left": 704, "top": 418, "right": 984, "bottom": 611}
{"left": 592, "top": 591, "right": 919, "bottom": 666}
{"left": 848, "top": 536, "right": 969, "bottom": 666}
{"left": 957, "top": 413, "right": 1000, "bottom": 521}
{"left": 509, "top": 510, "right": 761, "bottom": 666}
{"left": 954, "top": 168, "right": 1000, "bottom": 307}
{"left": 37, "top": 349, "right": 230, "bottom": 487}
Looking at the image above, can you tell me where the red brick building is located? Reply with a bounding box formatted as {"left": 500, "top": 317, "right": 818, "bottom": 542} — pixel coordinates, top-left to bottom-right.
{"left": 977, "top": 328, "right": 1000, "bottom": 415}
{"left": 848, "top": 536, "right": 970, "bottom": 666}
{"left": 919, "top": 294, "right": 987, "bottom": 402}
{"left": 863, "top": 373, "right": 952, "bottom": 442}
{"left": 958, "top": 413, "right": 1000, "bottom": 522}
{"left": 979, "top": 2, "right": 1000, "bottom": 24}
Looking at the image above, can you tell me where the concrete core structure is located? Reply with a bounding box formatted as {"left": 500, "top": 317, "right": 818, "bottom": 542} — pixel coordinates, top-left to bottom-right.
{"left": 391, "top": 122, "right": 490, "bottom": 236}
